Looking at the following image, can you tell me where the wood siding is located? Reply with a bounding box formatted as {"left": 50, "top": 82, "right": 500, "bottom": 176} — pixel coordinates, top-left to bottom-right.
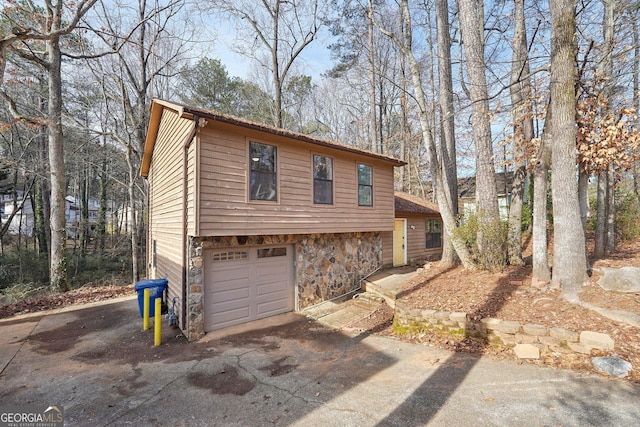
{"left": 197, "top": 125, "right": 396, "bottom": 236}
{"left": 383, "top": 214, "right": 442, "bottom": 266}
{"left": 147, "top": 108, "right": 194, "bottom": 319}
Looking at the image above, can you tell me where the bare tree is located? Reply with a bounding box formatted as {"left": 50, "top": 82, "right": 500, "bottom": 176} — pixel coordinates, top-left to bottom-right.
{"left": 207, "top": 0, "right": 327, "bottom": 128}
{"left": 0, "top": 0, "right": 98, "bottom": 291}
{"left": 435, "top": 0, "right": 459, "bottom": 267}
{"left": 531, "top": 102, "right": 552, "bottom": 287}
{"left": 549, "top": 0, "right": 588, "bottom": 301}
{"left": 507, "top": 0, "right": 533, "bottom": 266}
{"left": 374, "top": 0, "right": 475, "bottom": 268}
{"left": 458, "top": 0, "right": 501, "bottom": 267}
{"left": 88, "top": 0, "right": 190, "bottom": 283}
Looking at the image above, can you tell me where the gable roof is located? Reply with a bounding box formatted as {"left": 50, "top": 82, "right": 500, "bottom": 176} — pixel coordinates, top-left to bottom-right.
{"left": 141, "top": 99, "right": 405, "bottom": 177}
{"left": 457, "top": 171, "right": 514, "bottom": 199}
{"left": 394, "top": 192, "right": 440, "bottom": 216}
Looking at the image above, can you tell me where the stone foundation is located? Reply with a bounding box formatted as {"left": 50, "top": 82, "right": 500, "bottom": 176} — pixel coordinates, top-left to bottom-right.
{"left": 183, "top": 232, "right": 382, "bottom": 341}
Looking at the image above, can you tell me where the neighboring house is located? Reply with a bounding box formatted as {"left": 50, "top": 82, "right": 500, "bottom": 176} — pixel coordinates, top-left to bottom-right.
{"left": 382, "top": 192, "right": 443, "bottom": 267}
{"left": 141, "top": 99, "right": 405, "bottom": 341}
{"left": 458, "top": 171, "right": 522, "bottom": 220}
{"left": 1, "top": 193, "right": 104, "bottom": 238}
{"left": 1, "top": 192, "right": 34, "bottom": 236}
{"left": 65, "top": 196, "right": 100, "bottom": 238}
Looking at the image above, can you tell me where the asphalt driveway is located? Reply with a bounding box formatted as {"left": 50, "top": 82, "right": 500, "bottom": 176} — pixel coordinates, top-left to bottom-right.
{"left": 1, "top": 297, "right": 639, "bottom": 426}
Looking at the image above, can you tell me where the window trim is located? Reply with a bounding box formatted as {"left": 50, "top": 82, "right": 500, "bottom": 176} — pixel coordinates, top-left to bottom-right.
{"left": 312, "top": 154, "right": 334, "bottom": 205}
{"left": 248, "top": 140, "right": 279, "bottom": 203}
{"left": 357, "top": 163, "right": 373, "bottom": 207}
{"left": 425, "top": 218, "right": 442, "bottom": 249}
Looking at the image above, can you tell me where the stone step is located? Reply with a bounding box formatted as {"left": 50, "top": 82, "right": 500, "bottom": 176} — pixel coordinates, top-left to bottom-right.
{"left": 361, "top": 280, "right": 400, "bottom": 309}
{"left": 351, "top": 291, "right": 385, "bottom": 310}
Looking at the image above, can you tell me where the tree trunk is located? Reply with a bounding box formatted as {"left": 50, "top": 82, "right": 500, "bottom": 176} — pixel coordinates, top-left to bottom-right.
{"left": 634, "top": 9, "right": 640, "bottom": 199}
{"left": 47, "top": 33, "right": 68, "bottom": 292}
{"left": 368, "top": 0, "right": 379, "bottom": 153}
{"left": 436, "top": 0, "right": 458, "bottom": 267}
{"left": 38, "top": 86, "right": 51, "bottom": 257}
{"left": 397, "top": 0, "right": 474, "bottom": 268}
{"left": 33, "top": 179, "right": 48, "bottom": 255}
{"left": 606, "top": 168, "right": 616, "bottom": 253}
{"left": 549, "top": 0, "right": 587, "bottom": 301}
{"left": 458, "top": 0, "right": 500, "bottom": 267}
{"left": 532, "top": 103, "right": 552, "bottom": 287}
{"left": 578, "top": 169, "right": 590, "bottom": 232}
{"left": 96, "top": 158, "right": 108, "bottom": 256}
{"left": 507, "top": 0, "right": 532, "bottom": 266}
{"left": 126, "top": 146, "right": 139, "bottom": 284}
{"left": 594, "top": 171, "right": 607, "bottom": 258}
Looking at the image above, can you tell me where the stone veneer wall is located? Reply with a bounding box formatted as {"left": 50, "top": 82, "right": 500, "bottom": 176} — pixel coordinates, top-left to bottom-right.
{"left": 296, "top": 232, "right": 382, "bottom": 309}
{"left": 184, "top": 232, "right": 381, "bottom": 341}
{"left": 393, "top": 301, "right": 615, "bottom": 357}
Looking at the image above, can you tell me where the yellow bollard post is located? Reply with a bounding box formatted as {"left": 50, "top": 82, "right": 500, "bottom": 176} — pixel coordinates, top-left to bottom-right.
{"left": 154, "top": 298, "right": 161, "bottom": 346}
{"left": 143, "top": 288, "right": 150, "bottom": 331}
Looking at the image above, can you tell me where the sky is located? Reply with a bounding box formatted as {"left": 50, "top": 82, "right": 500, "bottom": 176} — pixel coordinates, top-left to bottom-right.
{"left": 201, "top": 13, "right": 336, "bottom": 82}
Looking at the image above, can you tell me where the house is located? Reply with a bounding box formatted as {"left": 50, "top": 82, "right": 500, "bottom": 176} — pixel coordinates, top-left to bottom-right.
{"left": 1, "top": 192, "right": 34, "bottom": 236}
{"left": 1, "top": 192, "right": 105, "bottom": 238}
{"left": 65, "top": 196, "right": 100, "bottom": 238}
{"left": 457, "top": 171, "right": 523, "bottom": 220}
{"left": 382, "top": 192, "right": 443, "bottom": 267}
{"left": 141, "top": 99, "right": 405, "bottom": 341}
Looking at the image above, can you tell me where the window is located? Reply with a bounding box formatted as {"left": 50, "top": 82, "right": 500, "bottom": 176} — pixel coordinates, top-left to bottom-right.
{"left": 257, "top": 247, "right": 287, "bottom": 258}
{"left": 212, "top": 251, "right": 249, "bottom": 261}
{"left": 426, "top": 218, "right": 442, "bottom": 249}
{"left": 313, "top": 155, "right": 333, "bottom": 204}
{"left": 358, "top": 164, "right": 373, "bottom": 206}
{"left": 249, "top": 142, "right": 277, "bottom": 201}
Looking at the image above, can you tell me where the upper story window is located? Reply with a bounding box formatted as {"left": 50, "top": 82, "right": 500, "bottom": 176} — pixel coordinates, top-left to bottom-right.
{"left": 249, "top": 142, "right": 277, "bottom": 201}
{"left": 426, "top": 218, "right": 442, "bottom": 249}
{"left": 358, "top": 163, "right": 373, "bottom": 206}
{"left": 313, "top": 155, "right": 333, "bottom": 204}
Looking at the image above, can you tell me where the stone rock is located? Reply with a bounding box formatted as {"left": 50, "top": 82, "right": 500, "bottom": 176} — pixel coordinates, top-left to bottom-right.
{"left": 580, "top": 331, "right": 614, "bottom": 350}
{"left": 514, "top": 344, "right": 540, "bottom": 359}
{"left": 480, "top": 317, "right": 502, "bottom": 329}
{"left": 515, "top": 332, "right": 539, "bottom": 344}
{"left": 523, "top": 323, "right": 549, "bottom": 337}
{"left": 597, "top": 266, "right": 640, "bottom": 293}
{"left": 567, "top": 342, "right": 593, "bottom": 355}
{"left": 449, "top": 312, "right": 467, "bottom": 323}
{"left": 550, "top": 327, "right": 579, "bottom": 343}
{"left": 592, "top": 356, "right": 632, "bottom": 378}
{"left": 494, "top": 320, "right": 521, "bottom": 334}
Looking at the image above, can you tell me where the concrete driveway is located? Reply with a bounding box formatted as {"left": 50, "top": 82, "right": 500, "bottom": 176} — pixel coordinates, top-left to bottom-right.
{"left": 1, "top": 298, "right": 639, "bottom": 427}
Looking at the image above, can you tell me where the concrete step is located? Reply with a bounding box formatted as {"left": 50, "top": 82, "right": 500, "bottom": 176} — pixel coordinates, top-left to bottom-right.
{"left": 362, "top": 280, "right": 401, "bottom": 309}
{"left": 361, "top": 267, "right": 419, "bottom": 309}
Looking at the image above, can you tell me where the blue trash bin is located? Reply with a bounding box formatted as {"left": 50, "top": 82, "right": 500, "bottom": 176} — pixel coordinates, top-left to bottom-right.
{"left": 134, "top": 278, "right": 168, "bottom": 317}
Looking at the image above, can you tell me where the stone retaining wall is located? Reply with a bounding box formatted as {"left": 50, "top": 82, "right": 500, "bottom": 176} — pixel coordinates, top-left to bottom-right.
{"left": 394, "top": 301, "right": 614, "bottom": 358}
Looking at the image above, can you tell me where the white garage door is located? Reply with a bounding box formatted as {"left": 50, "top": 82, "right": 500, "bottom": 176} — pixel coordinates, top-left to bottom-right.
{"left": 203, "top": 246, "right": 294, "bottom": 332}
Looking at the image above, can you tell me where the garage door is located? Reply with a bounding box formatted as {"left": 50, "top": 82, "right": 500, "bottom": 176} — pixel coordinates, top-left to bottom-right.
{"left": 203, "top": 246, "right": 294, "bottom": 332}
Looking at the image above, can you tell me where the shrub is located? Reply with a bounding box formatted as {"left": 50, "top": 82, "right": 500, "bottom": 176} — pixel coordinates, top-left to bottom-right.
{"left": 453, "top": 213, "right": 508, "bottom": 271}
{"left": 616, "top": 191, "right": 640, "bottom": 241}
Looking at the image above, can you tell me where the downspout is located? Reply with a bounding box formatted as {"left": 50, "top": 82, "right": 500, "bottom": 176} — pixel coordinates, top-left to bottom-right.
{"left": 181, "top": 115, "right": 199, "bottom": 331}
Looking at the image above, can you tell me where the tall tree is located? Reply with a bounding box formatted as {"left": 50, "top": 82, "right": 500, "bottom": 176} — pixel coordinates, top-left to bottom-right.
{"left": 549, "top": 0, "right": 588, "bottom": 301}
{"left": 435, "top": 0, "right": 459, "bottom": 267}
{"left": 507, "top": 0, "right": 533, "bottom": 266}
{"left": 0, "top": 0, "right": 98, "bottom": 291}
{"left": 89, "top": 0, "right": 189, "bottom": 283}
{"left": 375, "top": 0, "right": 475, "bottom": 268}
{"left": 458, "top": 0, "right": 501, "bottom": 268}
{"left": 208, "top": 0, "right": 327, "bottom": 128}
